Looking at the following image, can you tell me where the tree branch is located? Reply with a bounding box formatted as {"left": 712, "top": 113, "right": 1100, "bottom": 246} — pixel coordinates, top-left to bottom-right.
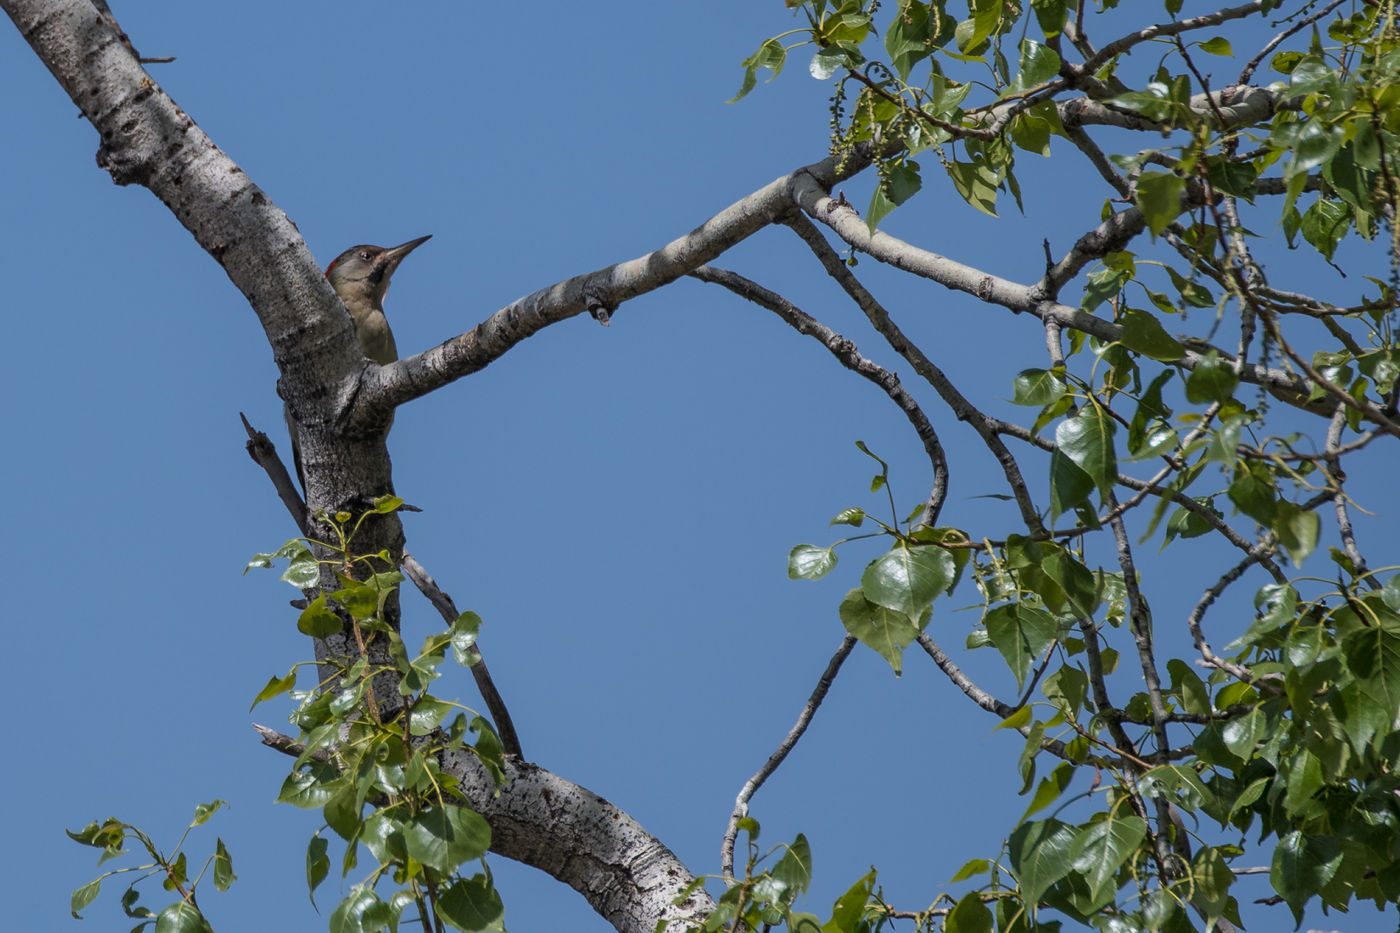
{"left": 366, "top": 152, "right": 875, "bottom": 424}
{"left": 719, "top": 636, "right": 857, "bottom": 881}
{"left": 688, "top": 261, "right": 949, "bottom": 526}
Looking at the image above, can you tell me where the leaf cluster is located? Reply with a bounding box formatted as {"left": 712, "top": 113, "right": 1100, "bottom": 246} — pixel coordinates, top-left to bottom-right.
{"left": 250, "top": 500, "right": 507, "bottom": 933}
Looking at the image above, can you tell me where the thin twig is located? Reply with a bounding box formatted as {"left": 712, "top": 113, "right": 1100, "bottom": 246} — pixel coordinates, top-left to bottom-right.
{"left": 400, "top": 552, "right": 524, "bottom": 758}
{"left": 1238, "top": 0, "right": 1349, "bottom": 84}
{"left": 720, "top": 636, "right": 857, "bottom": 880}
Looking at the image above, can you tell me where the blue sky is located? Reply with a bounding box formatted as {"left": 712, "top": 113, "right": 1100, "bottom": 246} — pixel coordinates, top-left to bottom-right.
{"left": 3, "top": 3, "right": 1395, "bottom": 932}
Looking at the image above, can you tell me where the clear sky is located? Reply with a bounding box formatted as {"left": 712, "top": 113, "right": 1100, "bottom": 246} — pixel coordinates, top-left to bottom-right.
{"left": 3, "top": 3, "right": 1393, "bottom": 933}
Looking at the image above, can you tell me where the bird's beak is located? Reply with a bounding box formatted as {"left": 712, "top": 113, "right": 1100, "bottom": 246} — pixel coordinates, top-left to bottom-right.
{"left": 384, "top": 235, "right": 432, "bottom": 266}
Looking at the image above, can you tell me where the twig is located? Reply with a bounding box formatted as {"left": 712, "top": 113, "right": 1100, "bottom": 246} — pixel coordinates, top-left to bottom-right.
{"left": 720, "top": 636, "right": 857, "bottom": 880}
{"left": 1081, "top": 2, "right": 1265, "bottom": 76}
{"left": 252, "top": 722, "right": 333, "bottom": 762}
{"left": 400, "top": 553, "right": 524, "bottom": 758}
{"left": 241, "top": 412, "right": 308, "bottom": 535}
{"left": 1238, "top": 0, "right": 1349, "bottom": 84}
{"left": 1324, "top": 407, "right": 1376, "bottom": 590}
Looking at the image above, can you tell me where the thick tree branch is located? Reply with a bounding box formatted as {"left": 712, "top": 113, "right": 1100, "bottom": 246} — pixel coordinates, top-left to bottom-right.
{"left": 364, "top": 153, "right": 875, "bottom": 425}
{"left": 253, "top": 725, "right": 712, "bottom": 933}
{"left": 1059, "top": 85, "right": 1291, "bottom": 132}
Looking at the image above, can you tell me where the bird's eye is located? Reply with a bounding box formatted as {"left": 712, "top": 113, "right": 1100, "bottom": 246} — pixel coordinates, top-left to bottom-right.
{"left": 359, "top": 251, "right": 372, "bottom": 262}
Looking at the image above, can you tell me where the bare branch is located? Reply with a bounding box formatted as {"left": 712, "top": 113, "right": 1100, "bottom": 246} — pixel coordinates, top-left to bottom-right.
{"left": 400, "top": 552, "right": 524, "bottom": 758}
{"left": 1325, "top": 407, "right": 1376, "bottom": 589}
{"left": 1238, "top": 0, "right": 1349, "bottom": 83}
{"left": 789, "top": 172, "right": 1362, "bottom": 426}
{"left": 369, "top": 152, "right": 874, "bottom": 423}
{"left": 1081, "top": 2, "right": 1265, "bottom": 75}
{"left": 253, "top": 723, "right": 332, "bottom": 762}
{"left": 1059, "top": 85, "right": 1291, "bottom": 132}
{"left": 690, "top": 262, "right": 950, "bottom": 526}
{"left": 241, "top": 412, "right": 308, "bottom": 536}
{"left": 719, "top": 636, "right": 857, "bottom": 880}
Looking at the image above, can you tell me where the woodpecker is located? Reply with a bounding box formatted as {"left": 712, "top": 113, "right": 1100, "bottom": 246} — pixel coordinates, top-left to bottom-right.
{"left": 286, "top": 235, "right": 431, "bottom": 484}
{"left": 323, "top": 235, "right": 431, "bottom": 364}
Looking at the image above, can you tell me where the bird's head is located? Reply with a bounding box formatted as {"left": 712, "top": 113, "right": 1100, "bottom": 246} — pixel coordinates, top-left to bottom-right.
{"left": 325, "top": 235, "right": 432, "bottom": 309}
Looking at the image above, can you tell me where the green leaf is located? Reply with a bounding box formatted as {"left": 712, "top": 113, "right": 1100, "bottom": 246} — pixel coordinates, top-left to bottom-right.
{"left": 154, "top": 902, "right": 213, "bottom": 933}
{"left": 409, "top": 697, "right": 454, "bottom": 736}
{"left": 944, "top": 891, "right": 993, "bottom": 933}
{"left": 730, "top": 38, "right": 786, "bottom": 103}
{"left": 297, "top": 595, "right": 342, "bottom": 639}
{"left": 885, "top": 1, "right": 934, "bottom": 79}
{"left": 1166, "top": 659, "right": 1209, "bottom": 715}
{"left": 1198, "top": 36, "right": 1232, "bottom": 56}
{"left": 995, "top": 704, "right": 1033, "bottom": 732}
{"left": 438, "top": 875, "right": 505, "bottom": 932}
{"left": 985, "top": 603, "right": 1058, "bottom": 689}
{"left": 1270, "top": 831, "right": 1342, "bottom": 924}
{"left": 1048, "top": 448, "right": 1094, "bottom": 521}
{"left": 451, "top": 611, "right": 482, "bottom": 666}
{"left": 280, "top": 544, "right": 321, "bottom": 589}
{"left": 949, "top": 859, "right": 989, "bottom": 883}
{"left": 305, "top": 835, "right": 330, "bottom": 906}
{"left": 402, "top": 805, "right": 491, "bottom": 873}
{"left": 370, "top": 495, "right": 404, "bottom": 514}
{"left": 213, "top": 838, "right": 236, "bottom": 892}
{"left": 1272, "top": 500, "right": 1319, "bottom": 566}
{"left": 861, "top": 544, "right": 956, "bottom": 620}
{"left": 191, "top": 799, "right": 224, "bottom": 825}
{"left": 1341, "top": 617, "right": 1400, "bottom": 729}
{"left": 1138, "top": 764, "right": 1212, "bottom": 813}
{"left": 867, "top": 158, "right": 922, "bottom": 230}
{"left": 324, "top": 785, "right": 363, "bottom": 841}
{"left": 1165, "top": 265, "right": 1214, "bottom": 307}
{"left": 1030, "top": 0, "right": 1067, "bottom": 36}
{"left": 70, "top": 878, "right": 101, "bottom": 918}
{"left": 1069, "top": 815, "right": 1146, "bottom": 902}
{"left": 790, "top": 544, "right": 839, "bottom": 580}
{"left": 1221, "top": 707, "right": 1266, "bottom": 759}
{"left": 1012, "top": 39, "right": 1060, "bottom": 91}
{"left": 1134, "top": 171, "right": 1185, "bottom": 237}
{"left": 1191, "top": 846, "right": 1234, "bottom": 926}
{"left": 250, "top": 670, "right": 297, "bottom": 710}
{"left": 1118, "top": 308, "right": 1184, "bottom": 361}
{"left": 330, "top": 888, "right": 387, "bottom": 933}
{"left": 830, "top": 507, "right": 865, "bottom": 527}
{"left": 1300, "top": 197, "right": 1350, "bottom": 260}
{"left": 824, "top": 869, "right": 875, "bottom": 933}
{"left": 838, "top": 587, "right": 927, "bottom": 675}
{"left": 1184, "top": 352, "right": 1238, "bottom": 403}
{"left": 947, "top": 157, "right": 999, "bottom": 216}
{"left": 1203, "top": 415, "right": 1244, "bottom": 464}
{"left": 276, "top": 765, "right": 340, "bottom": 809}
{"left": 1011, "top": 368, "right": 1067, "bottom": 405}
{"left": 1008, "top": 819, "right": 1076, "bottom": 907}
{"left": 1227, "top": 460, "right": 1277, "bottom": 524}
{"left": 1054, "top": 404, "right": 1117, "bottom": 497}
{"left": 333, "top": 577, "right": 380, "bottom": 619}
{"left": 1021, "top": 761, "right": 1075, "bottom": 820}
{"left": 810, "top": 46, "right": 850, "bottom": 80}
{"left": 772, "top": 833, "right": 814, "bottom": 900}
{"left": 955, "top": 0, "right": 1004, "bottom": 53}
